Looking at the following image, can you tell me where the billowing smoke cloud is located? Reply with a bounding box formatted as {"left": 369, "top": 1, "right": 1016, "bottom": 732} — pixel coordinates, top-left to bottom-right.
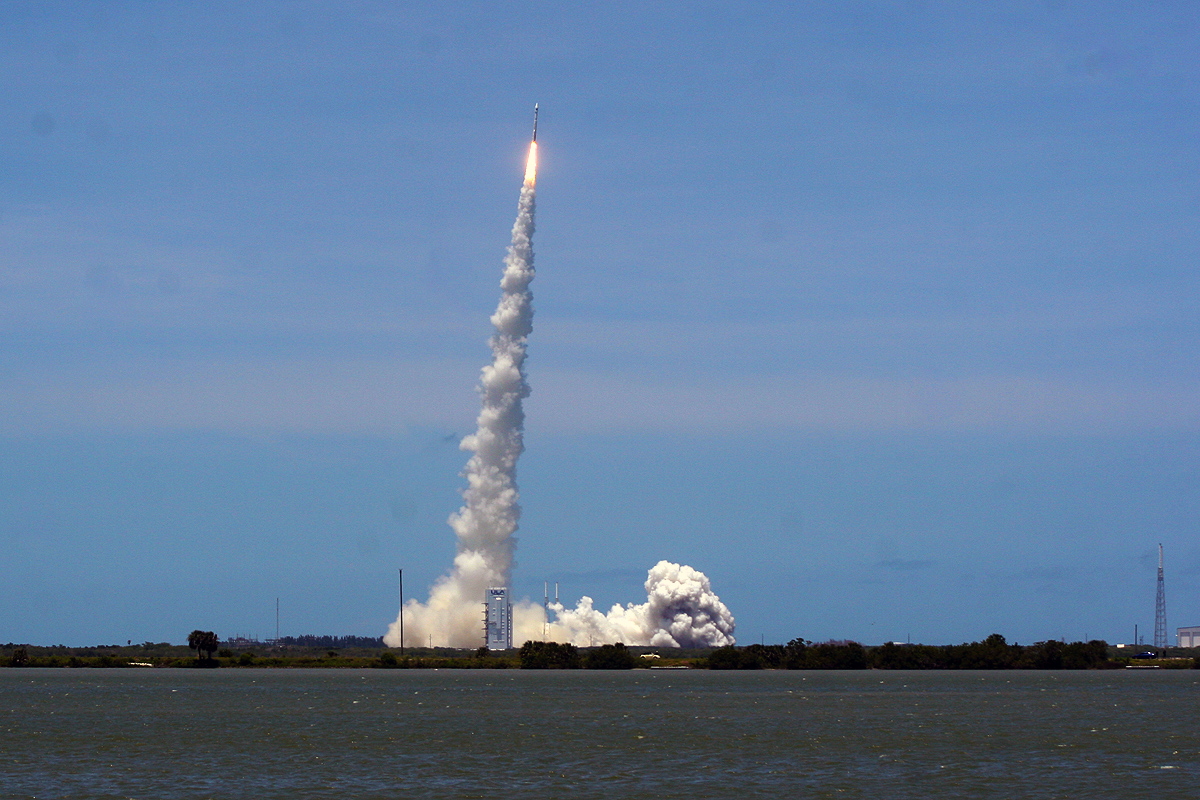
{"left": 539, "top": 561, "right": 736, "bottom": 647}
{"left": 385, "top": 137, "right": 735, "bottom": 649}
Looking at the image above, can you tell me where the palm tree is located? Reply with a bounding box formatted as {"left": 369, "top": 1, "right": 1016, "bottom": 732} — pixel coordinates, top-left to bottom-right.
{"left": 187, "top": 630, "right": 219, "bottom": 661}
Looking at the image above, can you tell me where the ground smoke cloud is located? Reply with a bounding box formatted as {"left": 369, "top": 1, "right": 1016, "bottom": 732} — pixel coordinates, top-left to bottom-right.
{"left": 384, "top": 139, "right": 734, "bottom": 649}
{"left": 542, "top": 561, "right": 736, "bottom": 647}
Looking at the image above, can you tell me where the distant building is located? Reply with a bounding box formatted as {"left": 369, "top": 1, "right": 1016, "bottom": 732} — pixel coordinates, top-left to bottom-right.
{"left": 485, "top": 587, "right": 512, "bottom": 650}
{"left": 1177, "top": 626, "right": 1200, "bottom": 648}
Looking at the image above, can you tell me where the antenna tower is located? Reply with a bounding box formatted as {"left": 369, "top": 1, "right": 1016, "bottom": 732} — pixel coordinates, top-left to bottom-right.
{"left": 1154, "top": 543, "right": 1167, "bottom": 649}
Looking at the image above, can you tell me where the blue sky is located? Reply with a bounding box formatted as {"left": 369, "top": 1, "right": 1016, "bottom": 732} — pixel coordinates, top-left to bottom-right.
{"left": 2, "top": 1, "right": 1198, "bottom": 646}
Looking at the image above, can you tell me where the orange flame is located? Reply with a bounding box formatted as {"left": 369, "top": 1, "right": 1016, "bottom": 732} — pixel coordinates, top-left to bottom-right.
{"left": 524, "top": 141, "right": 537, "bottom": 186}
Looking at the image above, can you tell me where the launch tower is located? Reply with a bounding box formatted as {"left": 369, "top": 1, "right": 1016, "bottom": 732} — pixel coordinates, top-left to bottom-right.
{"left": 485, "top": 587, "right": 512, "bottom": 650}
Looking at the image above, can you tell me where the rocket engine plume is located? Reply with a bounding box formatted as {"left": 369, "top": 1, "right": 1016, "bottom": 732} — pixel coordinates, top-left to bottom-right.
{"left": 385, "top": 110, "right": 735, "bottom": 650}
{"left": 524, "top": 141, "right": 537, "bottom": 187}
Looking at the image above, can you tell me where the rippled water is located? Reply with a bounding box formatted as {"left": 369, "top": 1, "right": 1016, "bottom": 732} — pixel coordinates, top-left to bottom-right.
{"left": 2, "top": 668, "right": 1197, "bottom": 799}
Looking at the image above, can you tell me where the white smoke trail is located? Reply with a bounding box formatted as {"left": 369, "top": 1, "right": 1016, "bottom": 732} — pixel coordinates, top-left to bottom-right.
{"left": 384, "top": 144, "right": 537, "bottom": 649}
{"left": 384, "top": 134, "right": 736, "bottom": 650}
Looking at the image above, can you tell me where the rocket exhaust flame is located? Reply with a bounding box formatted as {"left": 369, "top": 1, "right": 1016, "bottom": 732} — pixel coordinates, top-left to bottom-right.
{"left": 524, "top": 141, "right": 537, "bottom": 187}
{"left": 385, "top": 110, "right": 735, "bottom": 649}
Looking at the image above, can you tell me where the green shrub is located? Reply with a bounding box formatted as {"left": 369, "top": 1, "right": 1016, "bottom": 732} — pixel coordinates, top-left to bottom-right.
{"left": 519, "top": 641, "right": 580, "bottom": 669}
{"left": 585, "top": 643, "right": 636, "bottom": 669}
{"left": 706, "top": 645, "right": 742, "bottom": 670}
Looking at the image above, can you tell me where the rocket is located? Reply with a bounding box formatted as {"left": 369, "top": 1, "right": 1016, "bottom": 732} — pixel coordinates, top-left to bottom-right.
{"left": 523, "top": 104, "right": 539, "bottom": 185}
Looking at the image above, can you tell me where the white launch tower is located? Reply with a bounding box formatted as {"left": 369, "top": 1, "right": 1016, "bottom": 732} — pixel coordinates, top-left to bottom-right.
{"left": 485, "top": 587, "right": 512, "bottom": 650}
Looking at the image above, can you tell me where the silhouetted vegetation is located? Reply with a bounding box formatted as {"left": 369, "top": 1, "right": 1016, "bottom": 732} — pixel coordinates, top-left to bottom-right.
{"left": 374, "top": 652, "right": 514, "bottom": 669}
{"left": 4, "top": 635, "right": 1194, "bottom": 670}
{"left": 705, "top": 635, "right": 1118, "bottom": 670}
{"left": 707, "top": 644, "right": 767, "bottom": 669}
{"left": 187, "top": 630, "right": 219, "bottom": 662}
{"left": 276, "top": 635, "right": 385, "bottom": 649}
{"left": 585, "top": 643, "right": 637, "bottom": 669}
{"left": 707, "top": 639, "right": 868, "bottom": 669}
{"left": 519, "top": 640, "right": 581, "bottom": 669}
{"left": 867, "top": 635, "right": 1112, "bottom": 670}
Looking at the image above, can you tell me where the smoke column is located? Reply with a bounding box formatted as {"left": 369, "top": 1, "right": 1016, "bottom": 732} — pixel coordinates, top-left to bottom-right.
{"left": 384, "top": 140, "right": 538, "bottom": 649}
{"left": 385, "top": 123, "right": 735, "bottom": 649}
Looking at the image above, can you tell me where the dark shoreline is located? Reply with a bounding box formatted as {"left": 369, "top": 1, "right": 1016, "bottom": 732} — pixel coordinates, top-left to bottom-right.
{"left": 4, "top": 637, "right": 1198, "bottom": 670}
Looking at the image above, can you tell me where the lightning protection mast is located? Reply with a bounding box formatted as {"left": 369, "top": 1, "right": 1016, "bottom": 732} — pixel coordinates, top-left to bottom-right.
{"left": 1154, "top": 543, "right": 1167, "bottom": 649}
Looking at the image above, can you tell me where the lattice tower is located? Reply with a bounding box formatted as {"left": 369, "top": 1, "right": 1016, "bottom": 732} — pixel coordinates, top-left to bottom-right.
{"left": 1154, "top": 543, "right": 1167, "bottom": 649}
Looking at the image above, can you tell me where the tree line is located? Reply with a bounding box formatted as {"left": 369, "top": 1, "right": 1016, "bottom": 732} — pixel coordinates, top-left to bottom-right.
{"left": 518, "top": 641, "right": 639, "bottom": 669}
{"left": 707, "top": 634, "right": 1113, "bottom": 670}
{"left": 5, "top": 634, "right": 1186, "bottom": 670}
{"left": 276, "top": 635, "right": 386, "bottom": 649}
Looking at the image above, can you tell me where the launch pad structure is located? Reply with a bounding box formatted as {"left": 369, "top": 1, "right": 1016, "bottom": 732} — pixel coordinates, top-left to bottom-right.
{"left": 485, "top": 587, "right": 512, "bottom": 650}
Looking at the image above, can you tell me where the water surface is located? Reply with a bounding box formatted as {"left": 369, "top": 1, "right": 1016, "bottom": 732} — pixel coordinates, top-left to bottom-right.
{"left": 2, "top": 668, "right": 1196, "bottom": 798}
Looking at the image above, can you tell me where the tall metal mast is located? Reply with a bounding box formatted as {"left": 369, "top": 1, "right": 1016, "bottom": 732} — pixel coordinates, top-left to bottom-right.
{"left": 1154, "top": 543, "right": 1167, "bottom": 649}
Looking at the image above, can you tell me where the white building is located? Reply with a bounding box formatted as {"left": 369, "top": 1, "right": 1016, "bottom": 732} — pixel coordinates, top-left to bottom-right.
{"left": 485, "top": 587, "right": 512, "bottom": 650}
{"left": 1177, "top": 626, "right": 1200, "bottom": 648}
